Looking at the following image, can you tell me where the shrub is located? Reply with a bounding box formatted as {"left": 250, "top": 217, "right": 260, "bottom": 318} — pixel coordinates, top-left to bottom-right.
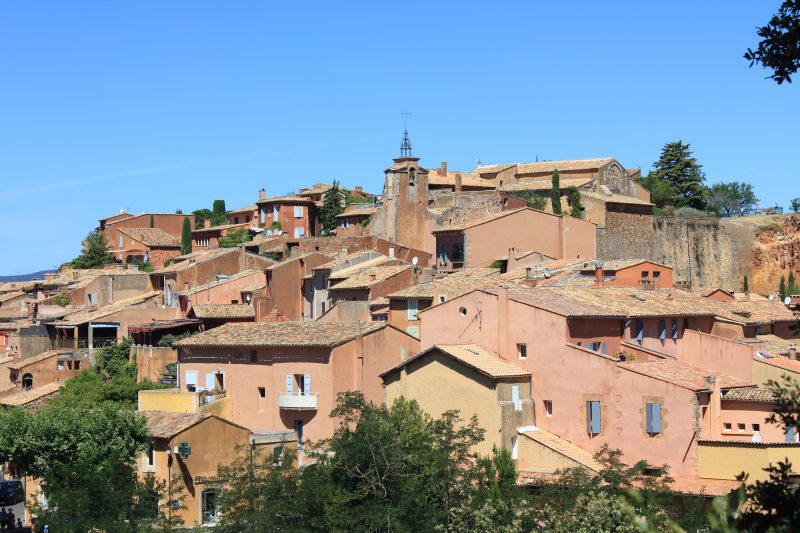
{"left": 54, "top": 292, "right": 71, "bottom": 307}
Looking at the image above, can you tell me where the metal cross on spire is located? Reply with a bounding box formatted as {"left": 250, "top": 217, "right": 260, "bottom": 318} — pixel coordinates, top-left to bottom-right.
{"left": 400, "top": 110, "right": 412, "bottom": 157}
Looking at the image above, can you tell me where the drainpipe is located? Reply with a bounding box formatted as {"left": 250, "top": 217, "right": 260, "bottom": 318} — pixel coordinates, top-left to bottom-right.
{"left": 497, "top": 287, "right": 510, "bottom": 357}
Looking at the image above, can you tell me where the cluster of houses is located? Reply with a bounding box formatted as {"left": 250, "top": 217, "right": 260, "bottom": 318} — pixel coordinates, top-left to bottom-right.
{"left": 2, "top": 149, "right": 800, "bottom": 526}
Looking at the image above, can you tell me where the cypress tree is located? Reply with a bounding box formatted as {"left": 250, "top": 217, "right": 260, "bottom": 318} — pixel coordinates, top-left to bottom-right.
{"left": 789, "top": 272, "right": 797, "bottom": 295}
{"left": 743, "top": 275, "right": 749, "bottom": 293}
{"left": 211, "top": 200, "right": 228, "bottom": 226}
{"left": 551, "top": 170, "right": 562, "bottom": 215}
{"left": 568, "top": 186, "right": 583, "bottom": 218}
{"left": 779, "top": 275, "right": 787, "bottom": 299}
{"left": 320, "top": 181, "right": 344, "bottom": 234}
{"left": 181, "top": 216, "right": 192, "bottom": 255}
{"left": 149, "top": 215, "right": 154, "bottom": 228}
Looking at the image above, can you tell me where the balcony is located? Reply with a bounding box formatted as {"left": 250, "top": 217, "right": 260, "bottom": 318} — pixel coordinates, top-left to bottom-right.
{"left": 51, "top": 337, "right": 118, "bottom": 351}
{"left": 278, "top": 392, "right": 318, "bottom": 410}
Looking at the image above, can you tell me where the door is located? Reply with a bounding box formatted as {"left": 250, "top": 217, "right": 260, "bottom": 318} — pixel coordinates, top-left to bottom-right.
{"left": 294, "top": 420, "right": 304, "bottom": 449}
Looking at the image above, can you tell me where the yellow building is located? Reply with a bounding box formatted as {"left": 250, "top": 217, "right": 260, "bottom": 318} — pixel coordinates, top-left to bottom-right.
{"left": 381, "top": 344, "right": 532, "bottom": 456}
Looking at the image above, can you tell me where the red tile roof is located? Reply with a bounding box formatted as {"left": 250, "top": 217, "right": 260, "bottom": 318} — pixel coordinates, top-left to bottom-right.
{"left": 618, "top": 360, "right": 753, "bottom": 391}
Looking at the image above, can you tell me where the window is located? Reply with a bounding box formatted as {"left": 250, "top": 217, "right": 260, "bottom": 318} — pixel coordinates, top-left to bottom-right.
{"left": 517, "top": 343, "right": 527, "bottom": 359}
{"left": 408, "top": 168, "right": 416, "bottom": 186}
{"left": 635, "top": 320, "right": 644, "bottom": 342}
{"left": 641, "top": 271, "right": 649, "bottom": 279}
{"left": 438, "top": 242, "right": 449, "bottom": 265}
{"left": 21, "top": 373, "right": 33, "bottom": 390}
{"left": 57, "top": 360, "right": 64, "bottom": 371}
{"left": 586, "top": 401, "right": 601, "bottom": 435}
{"left": 752, "top": 423, "right": 761, "bottom": 432}
{"left": 74, "top": 361, "right": 81, "bottom": 370}
{"left": 658, "top": 320, "right": 666, "bottom": 341}
{"left": 273, "top": 205, "right": 279, "bottom": 219}
{"left": 250, "top": 350, "right": 257, "bottom": 362}
{"left": 234, "top": 216, "right": 239, "bottom": 224}
{"left": 724, "top": 423, "right": 732, "bottom": 432}
{"left": 342, "top": 218, "right": 349, "bottom": 229}
{"left": 683, "top": 318, "right": 690, "bottom": 330}
{"left": 438, "top": 295, "right": 446, "bottom": 304}
{"left": 459, "top": 307, "right": 467, "bottom": 317}
{"left": 406, "top": 325, "right": 419, "bottom": 338}
{"left": 201, "top": 489, "right": 220, "bottom": 525}
{"left": 737, "top": 423, "right": 746, "bottom": 433}
{"left": 646, "top": 402, "right": 663, "bottom": 436}
{"left": 294, "top": 420, "right": 304, "bottom": 449}
{"left": 511, "top": 435, "right": 518, "bottom": 460}
{"left": 147, "top": 444, "right": 155, "bottom": 467}
{"left": 452, "top": 243, "right": 464, "bottom": 261}
{"left": 294, "top": 206, "right": 303, "bottom": 218}
{"left": 601, "top": 341, "right": 608, "bottom": 354}
{"left": 236, "top": 351, "right": 243, "bottom": 359}
{"left": 653, "top": 271, "right": 661, "bottom": 280}
{"left": 259, "top": 207, "right": 266, "bottom": 224}
{"left": 407, "top": 298, "right": 419, "bottom": 320}
{"left": 512, "top": 385, "right": 521, "bottom": 411}
{"left": 294, "top": 227, "right": 304, "bottom": 238}
{"left": 258, "top": 387, "right": 266, "bottom": 398}
{"left": 671, "top": 320, "right": 678, "bottom": 340}
{"left": 544, "top": 400, "right": 553, "bottom": 416}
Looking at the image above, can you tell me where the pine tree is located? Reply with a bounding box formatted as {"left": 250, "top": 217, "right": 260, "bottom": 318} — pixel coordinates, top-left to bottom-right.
{"left": 551, "top": 170, "right": 562, "bottom": 215}
{"left": 567, "top": 186, "right": 583, "bottom": 218}
{"left": 211, "top": 200, "right": 227, "bottom": 226}
{"left": 149, "top": 215, "right": 154, "bottom": 228}
{"left": 70, "top": 230, "right": 115, "bottom": 269}
{"left": 181, "top": 216, "right": 192, "bottom": 255}
{"left": 320, "top": 181, "right": 344, "bottom": 234}
{"left": 779, "top": 275, "right": 787, "bottom": 298}
{"left": 644, "top": 141, "right": 709, "bottom": 210}
{"left": 743, "top": 275, "right": 749, "bottom": 293}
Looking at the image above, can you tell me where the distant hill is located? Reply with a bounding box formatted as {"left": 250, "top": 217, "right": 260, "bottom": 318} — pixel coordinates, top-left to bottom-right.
{"left": 0, "top": 270, "right": 57, "bottom": 282}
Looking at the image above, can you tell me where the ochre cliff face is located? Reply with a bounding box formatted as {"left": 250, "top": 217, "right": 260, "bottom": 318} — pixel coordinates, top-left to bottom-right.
{"left": 748, "top": 215, "right": 800, "bottom": 295}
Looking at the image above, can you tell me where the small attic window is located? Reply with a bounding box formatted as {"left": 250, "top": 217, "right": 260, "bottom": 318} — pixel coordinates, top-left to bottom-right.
{"left": 459, "top": 306, "right": 467, "bottom": 317}
{"left": 408, "top": 168, "right": 416, "bottom": 186}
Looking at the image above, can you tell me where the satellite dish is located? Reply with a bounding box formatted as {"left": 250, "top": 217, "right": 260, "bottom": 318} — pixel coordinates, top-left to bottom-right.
{"left": 785, "top": 296, "right": 792, "bottom": 305}
{"left": 412, "top": 256, "right": 419, "bottom": 266}
{"left": 543, "top": 268, "right": 552, "bottom": 278}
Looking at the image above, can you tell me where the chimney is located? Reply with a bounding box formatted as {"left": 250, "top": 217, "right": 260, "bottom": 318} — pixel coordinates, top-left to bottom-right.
{"left": 258, "top": 188, "right": 266, "bottom": 200}
{"left": 439, "top": 161, "right": 447, "bottom": 176}
{"left": 204, "top": 219, "right": 211, "bottom": 229}
{"left": 355, "top": 186, "right": 363, "bottom": 192}
{"left": 525, "top": 266, "right": 532, "bottom": 280}
{"left": 791, "top": 345, "right": 798, "bottom": 360}
{"left": 454, "top": 173, "right": 462, "bottom": 193}
{"left": 388, "top": 246, "right": 395, "bottom": 258}
{"left": 595, "top": 261, "right": 603, "bottom": 285}
{"left": 369, "top": 273, "right": 377, "bottom": 281}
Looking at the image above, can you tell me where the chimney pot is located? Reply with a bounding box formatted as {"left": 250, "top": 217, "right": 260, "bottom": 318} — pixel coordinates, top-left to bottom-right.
{"left": 454, "top": 172, "right": 462, "bottom": 193}
{"left": 258, "top": 188, "right": 266, "bottom": 200}
{"left": 440, "top": 162, "right": 448, "bottom": 176}
{"left": 595, "top": 261, "right": 603, "bottom": 285}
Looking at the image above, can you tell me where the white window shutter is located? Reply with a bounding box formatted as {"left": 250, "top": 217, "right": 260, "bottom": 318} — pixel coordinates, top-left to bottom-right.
{"left": 304, "top": 374, "right": 311, "bottom": 395}
{"left": 286, "top": 374, "right": 293, "bottom": 394}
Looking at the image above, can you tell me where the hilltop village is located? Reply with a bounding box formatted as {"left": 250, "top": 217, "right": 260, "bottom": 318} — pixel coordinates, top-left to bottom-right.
{"left": 2, "top": 144, "right": 800, "bottom": 528}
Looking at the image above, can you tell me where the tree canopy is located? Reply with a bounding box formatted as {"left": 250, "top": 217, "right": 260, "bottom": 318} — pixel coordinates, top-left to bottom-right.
{"left": 319, "top": 181, "right": 344, "bottom": 234}
{"left": 708, "top": 181, "right": 758, "bottom": 217}
{"left": 70, "top": 229, "right": 115, "bottom": 269}
{"left": 211, "top": 199, "right": 228, "bottom": 226}
{"left": 218, "top": 228, "right": 253, "bottom": 248}
{"left": 640, "top": 141, "right": 709, "bottom": 210}
{"left": 191, "top": 208, "right": 212, "bottom": 229}
{"left": 180, "top": 216, "right": 192, "bottom": 255}
{"left": 744, "top": 0, "right": 800, "bottom": 84}
{"left": 551, "top": 170, "right": 562, "bottom": 215}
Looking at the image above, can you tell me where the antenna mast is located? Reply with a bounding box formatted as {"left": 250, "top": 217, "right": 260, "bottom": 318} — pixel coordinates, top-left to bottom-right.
{"left": 400, "top": 110, "right": 412, "bottom": 157}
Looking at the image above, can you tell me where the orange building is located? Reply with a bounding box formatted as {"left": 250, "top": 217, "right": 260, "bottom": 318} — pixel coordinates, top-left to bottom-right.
{"left": 256, "top": 194, "right": 318, "bottom": 238}
{"left": 176, "top": 321, "right": 419, "bottom": 445}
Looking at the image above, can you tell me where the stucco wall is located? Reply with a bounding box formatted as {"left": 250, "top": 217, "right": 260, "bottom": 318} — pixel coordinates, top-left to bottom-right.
{"left": 697, "top": 442, "right": 800, "bottom": 481}
{"left": 134, "top": 345, "right": 177, "bottom": 383}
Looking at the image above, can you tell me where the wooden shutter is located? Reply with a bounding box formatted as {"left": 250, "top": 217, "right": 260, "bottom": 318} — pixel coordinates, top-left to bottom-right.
{"left": 303, "top": 374, "right": 311, "bottom": 395}
{"left": 286, "top": 374, "right": 293, "bottom": 394}
{"left": 787, "top": 426, "right": 796, "bottom": 443}
{"left": 672, "top": 320, "right": 678, "bottom": 340}
{"left": 407, "top": 298, "right": 418, "bottom": 320}
{"left": 659, "top": 320, "right": 666, "bottom": 341}
{"left": 636, "top": 321, "right": 644, "bottom": 342}
{"left": 652, "top": 403, "right": 662, "bottom": 434}
{"left": 586, "top": 401, "right": 601, "bottom": 434}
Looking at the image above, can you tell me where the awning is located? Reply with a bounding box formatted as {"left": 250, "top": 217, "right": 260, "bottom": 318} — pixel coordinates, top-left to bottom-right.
{"left": 128, "top": 319, "right": 201, "bottom": 334}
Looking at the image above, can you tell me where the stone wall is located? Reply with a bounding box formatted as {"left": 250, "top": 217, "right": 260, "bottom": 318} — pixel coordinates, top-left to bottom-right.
{"left": 429, "top": 191, "right": 510, "bottom": 229}
{"left": 652, "top": 217, "right": 740, "bottom": 291}
{"left": 597, "top": 206, "right": 654, "bottom": 261}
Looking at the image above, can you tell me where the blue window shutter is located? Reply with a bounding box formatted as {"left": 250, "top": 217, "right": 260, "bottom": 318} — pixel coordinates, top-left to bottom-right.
{"left": 652, "top": 403, "right": 662, "bottom": 433}
{"left": 672, "top": 320, "right": 678, "bottom": 340}
{"left": 636, "top": 321, "right": 644, "bottom": 341}
{"left": 786, "top": 425, "right": 796, "bottom": 443}
{"left": 601, "top": 341, "right": 608, "bottom": 354}
{"left": 587, "top": 401, "right": 601, "bottom": 434}
{"left": 659, "top": 320, "right": 666, "bottom": 341}
{"left": 286, "top": 374, "right": 293, "bottom": 394}
{"left": 646, "top": 402, "right": 653, "bottom": 433}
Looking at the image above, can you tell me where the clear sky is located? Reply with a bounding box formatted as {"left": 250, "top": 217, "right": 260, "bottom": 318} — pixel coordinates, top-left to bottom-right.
{"left": 1, "top": 1, "right": 797, "bottom": 274}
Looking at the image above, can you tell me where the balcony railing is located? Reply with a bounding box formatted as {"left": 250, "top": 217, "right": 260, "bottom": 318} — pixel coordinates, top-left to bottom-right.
{"left": 278, "top": 392, "right": 318, "bottom": 410}
{"left": 51, "top": 337, "right": 118, "bottom": 350}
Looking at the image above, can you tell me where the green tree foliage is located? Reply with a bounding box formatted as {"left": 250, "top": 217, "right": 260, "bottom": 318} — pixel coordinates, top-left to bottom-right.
{"left": 780, "top": 275, "right": 787, "bottom": 298}
{"left": 70, "top": 229, "right": 115, "bottom": 269}
{"left": 551, "top": 170, "right": 562, "bottom": 215}
{"left": 743, "top": 275, "right": 749, "bottom": 292}
{"left": 211, "top": 199, "right": 228, "bottom": 226}
{"left": 744, "top": 0, "right": 800, "bottom": 84}
{"left": 218, "top": 228, "right": 253, "bottom": 248}
{"left": 320, "top": 180, "right": 344, "bottom": 234}
{"left": 54, "top": 291, "right": 70, "bottom": 307}
{"left": 790, "top": 271, "right": 797, "bottom": 295}
{"left": 567, "top": 186, "right": 583, "bottom": 218}
{"left": 192, "top": 208, "right": 213, "bottom": 229}
{"left": 216, "top": 392, "right": 486, "bottom": 531}
{"left": 134, "top": 258, "right": 154, "bottom": 273}
{"left": 149, "top": 214, "right": 154, "bottom": 228}
{"left": 505, "top": 190, "right": 548, "bottom": 210}
{"left": 792, "top": 198, "right": 800, "bottom": 213}
{"left": 181, "top": 216, "right": 192, "bottom": 255}
{"left": 709, "top": 181, "right": 759, "bottom": 217}
{"left": 641, "top": 141, "right": 709, "bottom": 210}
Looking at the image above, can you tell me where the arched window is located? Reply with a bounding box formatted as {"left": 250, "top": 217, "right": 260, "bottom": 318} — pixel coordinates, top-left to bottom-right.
{"left": 22, "top": 373, "right": 33, "bottom": 390}
{"left": 408, "top": 168, "right": 416, "bottom": 186}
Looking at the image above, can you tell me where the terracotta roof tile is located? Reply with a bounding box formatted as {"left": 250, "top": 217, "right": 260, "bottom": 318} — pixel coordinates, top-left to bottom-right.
{"left": 179, "top": 270, "right": 264, "bottom": 296}
{"left": 666, "top": 477, "right": 742, "bottom": 497}
{"left": 191, "top": 304, "right": 255, "bottom": 319}
{"left": 711, "top": 299, "right": 798, "bottom": 325}
{"left": 580, "top": 190, "right": 654, "bottom": 206}
{"left": 116, "top": 227, "right": 180, "bottom": 248}
{"left": 191, "top": 222, "right": 250, "bottom": 234}
{"left": 382, "top": 344, "right": 530, "bottom": 379}
{"left": 336, "top": 203, "right": 377, "bottom": 217}
{"left": 722, "top": 387, "right": 775, "bottom": 402}
{"left": 0, "top": 382, "right": 62, "bottom": 407}
{"left": 257, "top": 195, "right": 316, "bottom": 205}
{"left": 8, "top": 350, "right": 64, "bottom": 371}
{"left": 498, "top": 176, "right": 594, "bottom": 192}
{"left": 229, "top": 204, "right": 258, "bottom": 214}
{"left": 0, "top": 291, "right": 25, "bottom": 304}
{"left": 618, "top": 359, "right": 753, "bottom": 391}
{"left": 141, "top": 410, "right": 210, "bottom": 439}
{"left": 177, "top": 320, "right": 385, "bottom": 347}
{"left": 54, "top": 291, "right": 162, "bottom": 326}
{"left": 518, "top": 426, "right": 603, "bottom": 472}
{"left": 753, "top": 353, "right": 800, "bottom": 374}
{"left": 390, "top": 268, "right": 507, "bottom": 299}
{"left": 427, "top": 171, "right": 496, "bottom": 189}
{"left": 477, "top": 157, "right": 615, "bottom": 175}
{"left": 329, "top": 265, "right": 411, "bottom": 290}
{"left": 755, "top": 334, "right": 796, "bottom": 356}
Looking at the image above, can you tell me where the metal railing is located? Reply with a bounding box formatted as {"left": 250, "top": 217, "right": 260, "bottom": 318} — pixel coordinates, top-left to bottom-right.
{"left": 278, "top": 392, "right": 319, "bottom": 410}
{"left": 50, "top": 337, "right": 118, "bottom": 350}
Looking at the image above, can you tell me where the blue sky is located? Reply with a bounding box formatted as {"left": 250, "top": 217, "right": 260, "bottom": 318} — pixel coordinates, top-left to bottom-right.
{"left": 1, "top": 1, "right": 797, "bottom": 274}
